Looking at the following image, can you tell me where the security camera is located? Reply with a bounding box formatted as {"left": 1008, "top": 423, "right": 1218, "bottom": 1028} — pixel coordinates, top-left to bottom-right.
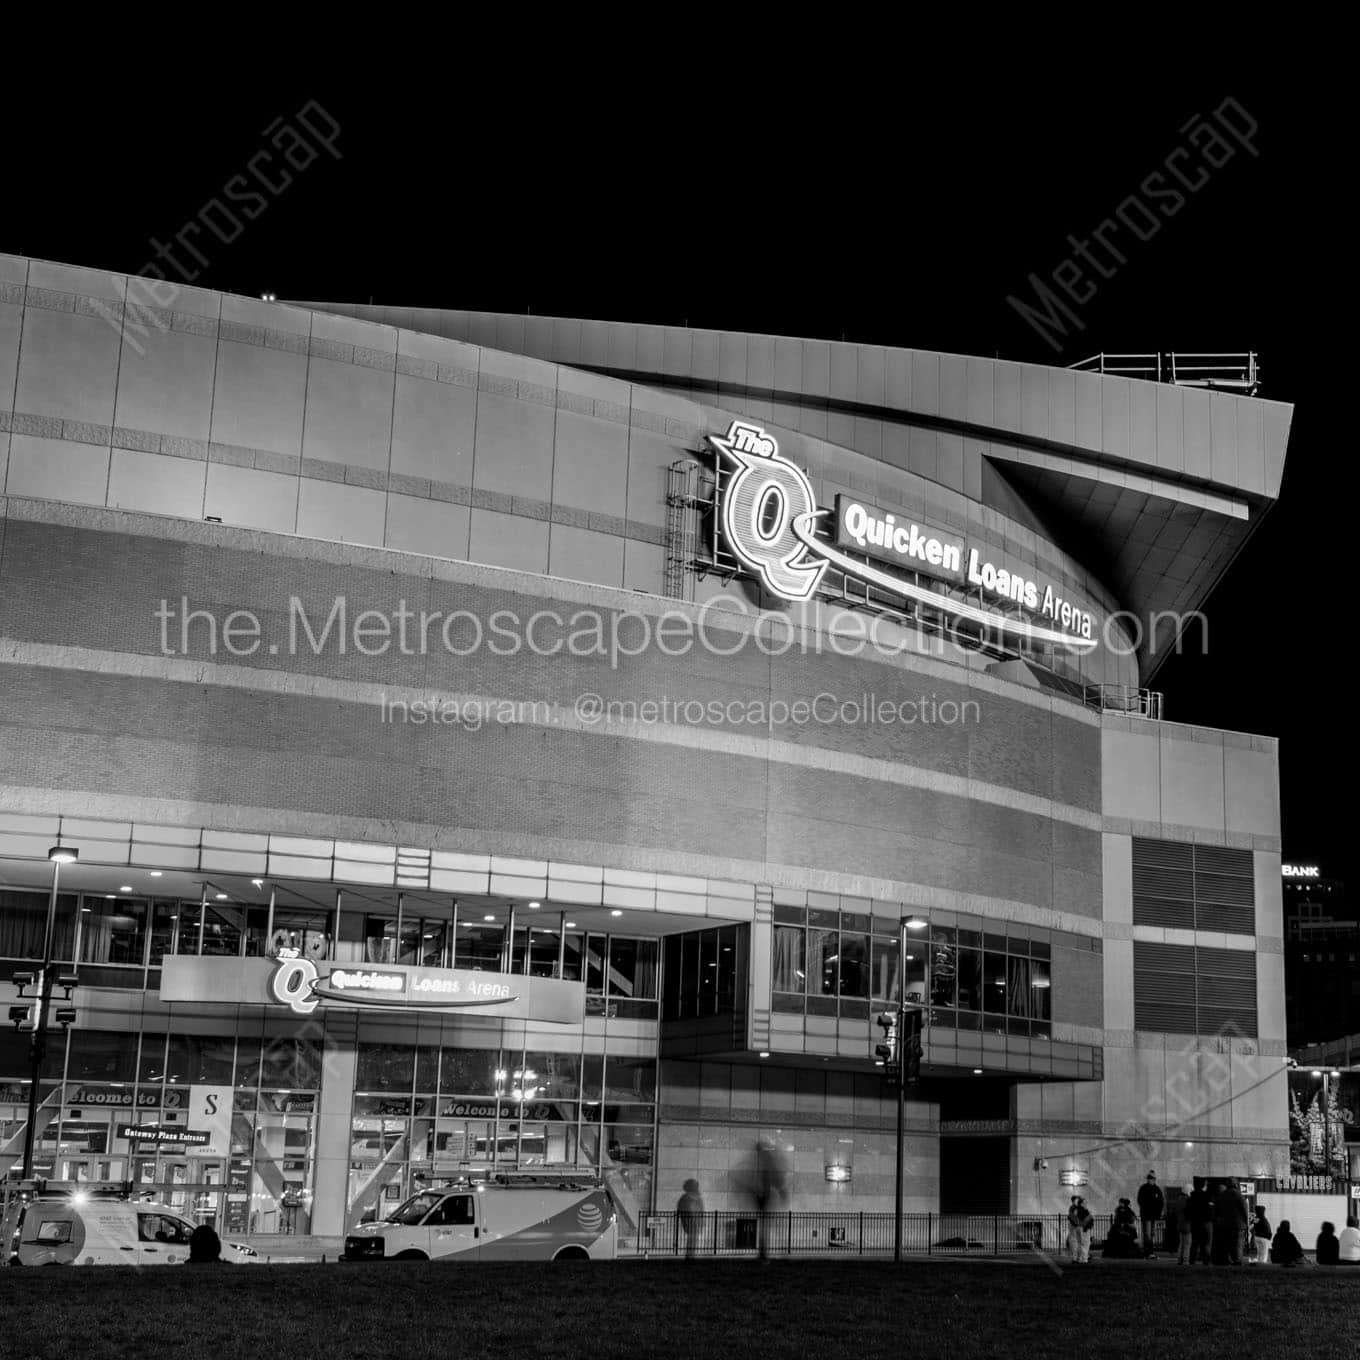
{"left": 1034, "top": 1158, "right": 1048, "bottom": 1171}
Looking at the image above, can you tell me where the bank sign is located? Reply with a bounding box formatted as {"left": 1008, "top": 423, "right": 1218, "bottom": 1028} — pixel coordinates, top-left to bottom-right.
{"left": 711, "top": 420, "right": 1095, "bottom": 648}
{"left": 158, "top": 956, "right": 583, "bottom": 1024}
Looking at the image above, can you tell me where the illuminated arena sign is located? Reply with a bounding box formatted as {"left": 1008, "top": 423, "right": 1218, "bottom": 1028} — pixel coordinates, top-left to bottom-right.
{"left": 1282, "top": 864, "right": 1321, "bottom": 879}
{"left": 709, "top": 421, "right": 1096, "bottom": 648}
{"left": 157, "top": 956, "right": 581, "bottom": 1023}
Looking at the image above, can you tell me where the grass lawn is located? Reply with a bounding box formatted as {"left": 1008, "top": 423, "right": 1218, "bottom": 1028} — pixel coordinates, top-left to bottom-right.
{"left": 2, "top": 1258, "right": 1357, "bottom": 1359}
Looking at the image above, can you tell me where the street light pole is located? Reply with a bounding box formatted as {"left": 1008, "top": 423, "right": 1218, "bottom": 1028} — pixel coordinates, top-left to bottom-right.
{"left": 20, "top": 845, "right": 78, "bottom": 1179}
{"left": 894, "top": 915, "right": 906, "bottom": 1264}
{"left": 893, "top": 914, "right": 928, "bottom": 1265}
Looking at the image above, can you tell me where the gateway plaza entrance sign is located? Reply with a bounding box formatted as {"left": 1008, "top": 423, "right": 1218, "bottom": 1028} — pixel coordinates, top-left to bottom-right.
{"left": 158, "top": 956, "right": 584, "bottom": 1023}
{"left": 709, "top": 420, "right": 1096, "bottom": 649}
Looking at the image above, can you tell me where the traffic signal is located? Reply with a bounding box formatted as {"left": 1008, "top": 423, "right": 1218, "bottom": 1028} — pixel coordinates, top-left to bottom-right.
{"left": 8, "top": 1005, "right": 32, "bottom": 1030}
{"left": 904, "top": 1009, "right": 923, "bottom": 1085}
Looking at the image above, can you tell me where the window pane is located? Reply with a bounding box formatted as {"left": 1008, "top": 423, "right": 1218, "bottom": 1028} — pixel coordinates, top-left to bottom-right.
{"left": 662, "top": 936, "right": 682, "bottom": 1020}
{"left": 438, "top": 1047, "right": 499, "bottom": 1097}
{"left": 1031, "top": 959, "right": 1052, "bottom": 1020}
{"left": 772, "top": 926, "right": 805, "bottom": 994}
{"left": 165, "top": 1034, "right": 235, "bottom": 1086}
{"left": 79, "top": 896, "right": 147, "bottom": 966}
{"left": 585, "top": 935, "right": 606, "bottom": 993}
{"left": 697, "top": 932, "right": 718, "bottom": 1007}
{"left": 270, "top": 906, "right": 331, "bottom": 961}
{"left": 604, "top": 1056, "right": 656, "bottom": 1103}
{"left": 608, "top": 937, "right": 658, "bottom": 999}
{"left": 528, "top": 928, "right": 560, "bottom": 978}
{"left": 523, "top": 1051, "right": 580, "bottom": 1100}
{"left": 201, "top": 904, "right": 242, "bottom": 957}
{"left": 901, "top": 945, "right": 927, "bottom": 1005}
{"left": 1007, "top": 956, "right": 1031, "bottom": 1018}
{"left": 929, "top": 940, "right": 956, "bottom": 1009}
{"left": 808, "top": 928, "right": 838, "bottom": 997}
{"left": 66, "top": 1030, "right": 137, "bottom": 1084}
{"left": 717, "top": 927, "right": 738, "bottom": 1007}
{"left": 839, "top": 933, "right": 869, "bottom": 999}
{"left": 983, "top": 951, "right": 1007, "bottom": 1014}
{"left": 259, "top": 1035, "right": 322, "bottom": 1089}
{"left": 356, "top": 1044, "right": 414, "bottom": 1093}
{"left": 454, "top": 925, "right": 503, "bottom": 973}
{"left": 560, "top": 933, "right": 585, "bottom": 983}
{"left": 956, "top": 948, "right": 982, "bottom": 1012}
{"left": 138, "top": 1033, "right": 167, "bottom": 1083}
{"left": 871, "top": 936, "right": 898, "bottom": 1001}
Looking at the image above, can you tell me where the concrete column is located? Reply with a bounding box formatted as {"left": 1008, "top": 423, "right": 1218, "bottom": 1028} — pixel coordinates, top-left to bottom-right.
{"left": 311, "top": 1011, "right": 358, "bottom": 1237}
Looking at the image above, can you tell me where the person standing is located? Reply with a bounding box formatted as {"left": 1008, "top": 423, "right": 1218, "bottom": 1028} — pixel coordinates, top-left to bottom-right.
{"left": 1174, "top": 1185, "right": 1195, "bottom": 1264}
{"left": 1187, "top": 1177, "right": 1213, "bottom": 1265}
{"left": 1212, "top": 1180, "right": 1249, "bottom": 1265}
{"left": 1067, "top": 1195, "right": 1094, "bottom": 1264}
{"left": 1249, "top": 1204, "right": 1272, "bottom": 1264}
{"left": 677, "top": 1178, "right": 704, "bottom": 1259}
{"left": 1136, "top": 1171, "right": 1164, "bottom": 1259}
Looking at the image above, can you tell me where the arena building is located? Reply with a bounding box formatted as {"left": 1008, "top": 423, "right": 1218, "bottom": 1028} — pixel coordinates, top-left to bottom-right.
{"left": 0, "top": 253, "right": 1293, "bottom": 1240}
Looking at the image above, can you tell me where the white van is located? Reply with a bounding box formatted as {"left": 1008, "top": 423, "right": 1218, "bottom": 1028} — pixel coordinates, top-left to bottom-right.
{"left": 7, "top": 1193, "right": 258, "bottom": 1267}
{"left": 343, "top": 1172, "right": 616, "bottom": 1263}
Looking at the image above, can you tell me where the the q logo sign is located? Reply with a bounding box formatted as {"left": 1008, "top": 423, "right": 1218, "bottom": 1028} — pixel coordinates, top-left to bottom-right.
{"left": 710, "top": 421, "right": 826, "bottom": 601}
{"left": 271, "top": 956, "right": 321, "bottom": 1015}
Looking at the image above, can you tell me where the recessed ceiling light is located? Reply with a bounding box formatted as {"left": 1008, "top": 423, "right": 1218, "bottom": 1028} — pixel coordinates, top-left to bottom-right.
{"left": 483, "top": 914, "right": 495, "bottom": 922}
{"left": 759, "top": 1051, "right": 770, "bottom": 1059}
{"left": 119, "top": 886, "right": 132, "bottom": 893}
{"left": 215, "top": 892, "right": 228, "bottom": 900}
{"left": 610, "top": 909, "right": 622, "bottom": 918}
{"left": 565, "top": 922, "right": 576, "bottom": 929}
{"left": 105, "top": 894, "right": 115, "bottom": 900}
{"left": 528, "top": 901, "right": 540, "bottom": 909}
{"left": 251, "top": 879, "right": 263, "bottom": 888}
{"left": 973, "top": 1068, "right": 983, "bottom": 1075}
{"left": 149, "top": 871, "right": 163, "bottom": 878}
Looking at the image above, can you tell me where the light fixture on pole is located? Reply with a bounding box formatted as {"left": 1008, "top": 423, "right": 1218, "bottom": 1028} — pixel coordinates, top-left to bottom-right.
{"left": 20, "top": 845, "right": 78, "bottom": 1178}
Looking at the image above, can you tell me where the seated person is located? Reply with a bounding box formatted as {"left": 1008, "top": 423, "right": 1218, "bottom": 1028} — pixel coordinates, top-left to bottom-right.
{"left": 1103, "top": 1198, "right": 1140, "bottom": 1259}
{"left": 1271, "top": 1220, "right": 1306, "bottom": 1266}
{"left": 1339, "top": 1216, "right": 1360, "bottom": 1264}
{"left": 1316, "top": 1222, "right": 1340, "bottom": 1266}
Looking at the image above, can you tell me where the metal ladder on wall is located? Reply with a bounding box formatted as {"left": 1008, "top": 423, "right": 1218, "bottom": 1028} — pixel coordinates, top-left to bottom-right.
{"left": 663, "top": 461, "right": 702, "bottom": 602}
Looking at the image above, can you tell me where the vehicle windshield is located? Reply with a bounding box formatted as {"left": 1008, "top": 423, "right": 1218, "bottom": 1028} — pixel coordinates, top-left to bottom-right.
{"left": 385, "top": 1191, "right": 442, "bottom": 1225}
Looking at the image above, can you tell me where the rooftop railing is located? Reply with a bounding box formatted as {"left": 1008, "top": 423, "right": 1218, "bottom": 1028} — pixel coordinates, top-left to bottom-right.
{"left": 1070, "top": 352, "right": 1259, "bottom": 395}
{"left": 1084, "top": 685, "right": 1163, "bottom": 721}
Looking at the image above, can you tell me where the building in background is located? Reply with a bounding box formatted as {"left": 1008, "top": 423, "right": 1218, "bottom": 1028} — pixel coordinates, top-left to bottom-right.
{"left": 1283, "top": 868, "right": 1357, "bottom": 1047}
{"left": 0, "top": 253, "right": 1293, "bottom": 1237}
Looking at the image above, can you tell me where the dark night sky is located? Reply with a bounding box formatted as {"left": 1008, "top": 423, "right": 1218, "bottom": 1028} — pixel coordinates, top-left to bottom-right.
{"left": 2, "top": 65, "right": 1347, "bottom": 878}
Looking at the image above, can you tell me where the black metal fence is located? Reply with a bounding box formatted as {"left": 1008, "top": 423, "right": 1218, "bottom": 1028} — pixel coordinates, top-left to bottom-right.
{"left": 641, "top": 1211, "right": 1134, "bottom": 1258}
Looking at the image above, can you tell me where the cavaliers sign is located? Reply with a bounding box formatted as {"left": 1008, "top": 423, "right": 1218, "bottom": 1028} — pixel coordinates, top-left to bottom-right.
{"left": 158, "top": 956, "right": 583, "bottom": 1024}
{"left": 710, "top": 420, "right": 1095, "bottom": 648}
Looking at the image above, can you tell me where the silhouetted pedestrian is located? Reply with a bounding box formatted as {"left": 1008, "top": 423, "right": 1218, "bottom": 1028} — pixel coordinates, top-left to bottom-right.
{"left": 677, "top": 1178, "right": 704, "bottom": 1259}
{"left": 1249, "top": 1204, "right": 1272, "bottom": 1263}
{"left": 1186, "top": 1177, "right": 1213, "bottom": 1264}
{"left": 1212, "top": 1181, "right": 1248, "bottom": 1265}
{"left": 188, "top": 1224, "right": 222, "bottom": 1264}
{"left": 1271, "top": 1220, "right": 1305, "bottom": 1266}
{"left": 1316, "top": 1222, "right": 1340, "bottom": 1265}
{"left": 1136, "top": 1171, "right": 1164, "bottom": 1258}
{"left": 753, "top": 1136, "right": 791, "bottom": 1260}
